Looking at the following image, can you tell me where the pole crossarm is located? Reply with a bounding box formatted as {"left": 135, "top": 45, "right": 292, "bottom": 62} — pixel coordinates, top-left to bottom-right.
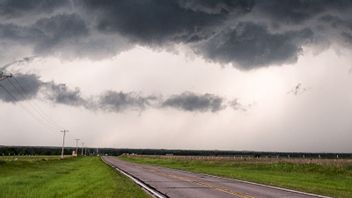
{"left": 0, "top": 72, "right": 12, "bottom": 81}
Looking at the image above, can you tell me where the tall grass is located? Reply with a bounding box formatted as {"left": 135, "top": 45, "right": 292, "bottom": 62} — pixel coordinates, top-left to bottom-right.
{"left": 0, "top": 157, "right": 148, "bottom": 198}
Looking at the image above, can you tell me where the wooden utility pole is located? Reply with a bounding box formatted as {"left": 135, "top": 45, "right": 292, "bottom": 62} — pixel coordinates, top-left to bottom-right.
{"left": 81, "top": 142, "right": 84, "bottom": 156}
{"left": 74, "top": 138, "right": 80, "bottom": 156}
{"left": 60, "top": 130, "right": 69, "bottom": 159}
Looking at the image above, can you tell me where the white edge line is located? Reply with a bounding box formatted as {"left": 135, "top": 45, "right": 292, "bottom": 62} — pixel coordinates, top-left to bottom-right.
{"left": 101, "top": 157, "right": 166, "bottom": 198}
{"left": 115, "top": 166, "right": 166, "bottom": 198}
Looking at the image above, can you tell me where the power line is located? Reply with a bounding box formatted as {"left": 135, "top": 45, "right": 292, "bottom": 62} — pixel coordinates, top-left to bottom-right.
{"left": 0, "top": 72, "right": 12, "bottom": 81}
{"left": 1, "top": 72, "right": 74, "bottom": 157}
{"left": 0, "top": 81, "right": 57, "bottom": 131}
{"left": 5, "top": 78, "right": 58, "bottom": 131}
{"left": 10, "top": 77, "right": 63, "bottom": 129}
{"left": 14, "top": 76, "right": 64, "bottom": 129}
{"left": 7, "top": 78, "right": 57, "bottom": 129}
{"left": 0, "top": 83, "right": 18, "bottom": 102}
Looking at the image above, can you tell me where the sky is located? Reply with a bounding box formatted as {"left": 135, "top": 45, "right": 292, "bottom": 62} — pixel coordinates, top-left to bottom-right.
{"left": 0, "top": 0, "right": 352, "bottom": 152}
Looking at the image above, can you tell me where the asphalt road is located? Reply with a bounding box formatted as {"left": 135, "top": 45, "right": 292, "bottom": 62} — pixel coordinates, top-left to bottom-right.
{"left": 102, "top": 156, "right": 328, "bottom": 198}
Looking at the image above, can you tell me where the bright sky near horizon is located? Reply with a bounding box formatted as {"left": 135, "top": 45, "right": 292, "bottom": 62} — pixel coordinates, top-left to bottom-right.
{"left": 0, "top": 0, "right": 352, "bottom": 152}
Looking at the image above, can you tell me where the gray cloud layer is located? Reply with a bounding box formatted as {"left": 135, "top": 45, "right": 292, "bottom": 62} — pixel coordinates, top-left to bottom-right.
{"left": 43, "top": 83, "right": 84, "bottom": 106}
{"left": 0, "top": 73, "right": 243, "bottom": 113}
{"left": 0, "top": 0, "right": 68, "bottom": 19}
{"left": 197, "top": 22, "right": 313, "bottom": 69}
{"left": 99, "top": 91, "right": 157, "bottom": 112}
{"left": 1, "top": 0, "right": 352, "bottom": 69}
{"left": 162, "top": 92, "right": 224, "bottom": 112}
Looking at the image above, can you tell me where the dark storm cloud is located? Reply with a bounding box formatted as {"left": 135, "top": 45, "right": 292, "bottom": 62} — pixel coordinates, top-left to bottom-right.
{"left": 319, "top": 15, "right": 352, "bottom": 30}
{"left": 196, "top": 23, "right": 313, "bottom": 68}
{"left": 32, "top": 14, "right": 89, "bottom": 54}
{"left": 81, "top": 0, "right": 254, "bottom": 44}
{"left": 0, "top": 74, "right": 152, "bottom": 111}
{"left": 78, "top": 0, "right": 352, "bottom": 68}
{"left": 0, "top": 11, "right": 130, "bottom": 60}
{"left": 0, "top": 23, "right": 41, "bottom": 43}
{"left": 177, "top": 0, "right": 254, "bottom": 14}
{"left": 0, "top": 74, "right": 228, "bottom": 113}
{"left": 162, "top": 92, "right": 225, "bottom": 112}
{"left": 0, "top": 72, "right": 85, "bottom": 106}
{"left": 253, "top": 0, "right": 352, "bottom": 24}
{"left": 0, "top": 73, "right": 86, "bottom": 106}
{"left": 0, "top": 0, "right": 69, "bottom": 18}
{"left": 0, "top": 14, "right": 89, "bottom": 55}
{"left": 0, "top": 73, "right": 42, "bottom": 102}
{"left": 42, "top": 83, "right": 85, "bottom": 106}
{"left": 1, "top": 0, "right": 352, "bottom": 68}
{"left": 98, "top": 91, "right": 157, "bottom": 112}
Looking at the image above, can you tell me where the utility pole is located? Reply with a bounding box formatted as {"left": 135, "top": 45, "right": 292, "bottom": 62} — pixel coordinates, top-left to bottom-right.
{"left": 0, "top": 72, "right": 12, "bottom": 81}
{"left": 81, "top": 142, "right": 84, "bottom": 156}
{"left": 60, "top": 130, "right": 69, "bottom": 159}
{"left": 74, "top": 138, "right": 80, "bottom": 156}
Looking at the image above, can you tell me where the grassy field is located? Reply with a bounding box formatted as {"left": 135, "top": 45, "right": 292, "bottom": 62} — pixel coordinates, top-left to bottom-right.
{"left": 0, "top": 156, "right": 149, "bottom": 198}
{"left": 120, "top": 155, "right": 352, "bottom": 198}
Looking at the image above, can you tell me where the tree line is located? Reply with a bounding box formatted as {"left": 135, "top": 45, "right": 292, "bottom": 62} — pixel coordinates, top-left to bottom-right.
{"left": 1, "top": 145, "right": 351, "bottom": 159}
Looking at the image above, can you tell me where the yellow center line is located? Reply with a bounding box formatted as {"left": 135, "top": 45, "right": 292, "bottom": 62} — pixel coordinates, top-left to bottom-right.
{"left": 143, "top": 167, "right": 254, "bottom": 198}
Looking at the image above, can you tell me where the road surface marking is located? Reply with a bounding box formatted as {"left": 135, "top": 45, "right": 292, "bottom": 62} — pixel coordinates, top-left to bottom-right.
{"left": 146, "top": 167, "right": 254, "bottom": 198}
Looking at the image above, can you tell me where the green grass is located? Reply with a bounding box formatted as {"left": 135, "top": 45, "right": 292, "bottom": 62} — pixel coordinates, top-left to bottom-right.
{"left": 120, "top": 155, "right": 352, "bottom": 198}
{"left": 0, "top": 156, "right": 149, "bottom": 198}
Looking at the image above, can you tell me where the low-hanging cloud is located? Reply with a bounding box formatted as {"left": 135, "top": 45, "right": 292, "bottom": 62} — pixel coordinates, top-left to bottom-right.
{"left": 98, "top": 91, "right": 157, "bottom": 112}
{"left": 1, "top": 0, "right": 352, "bottom": 69}
{"left": 162, "top": 92, "right": 225, "bottom": 112}
{"left": 42, "top": 82, "right": 85, "bottom": 106}
{"left": 0, "top": 73, "right": 42, "bottom": 102}
{"left": 0, "top": 73, "right": 240, "bottom": 113}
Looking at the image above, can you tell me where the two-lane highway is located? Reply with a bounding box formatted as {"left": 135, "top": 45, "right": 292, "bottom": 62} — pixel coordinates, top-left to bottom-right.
{"left": 102, "top": 156, "right": 329, "bottom": 198}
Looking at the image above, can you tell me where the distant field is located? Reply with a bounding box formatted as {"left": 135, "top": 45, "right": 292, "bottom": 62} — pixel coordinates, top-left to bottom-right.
{"left": 120, "top": 155, "right": 352, "bottom": 198}
{"left": 0, "top": 156, "right": 148, "bottom": 198}
{"left": 0, "top": 155, "right": 71, "bottom": 161}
